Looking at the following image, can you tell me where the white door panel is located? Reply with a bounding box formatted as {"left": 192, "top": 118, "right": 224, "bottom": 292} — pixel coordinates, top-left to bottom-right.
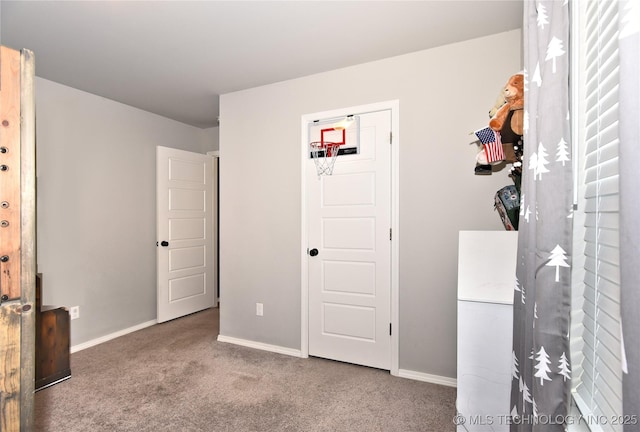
{"left": 169, "top": 158, "right": 206, "bottom": 183}
{"left": 308, "top": 110, "right": 391, "bottom": 370}
{"left": 322, "top": 217, "right": 376, "bottom": 250}
{"left": 169, "top": 246, "right": 205, "bottom": 271}
{"left": 169, "top": 218, "right": 205, "bottom": 240}
{"left": 321, "top": 172, "right": 375, "bottom": 206}
{"left": 170, "top": 188, "right": 206, "bottom": 211}
{"left": 169, "top": 274, "right": 206, "bottom": 301}
{"left": 322, "top": 261, "right": 376, "bottom": 295}
{"left": 157, "top": 146, "right": 214, "bottom": 323}
{"left": 322, "top": 303, "right": 376, "bottom": 340}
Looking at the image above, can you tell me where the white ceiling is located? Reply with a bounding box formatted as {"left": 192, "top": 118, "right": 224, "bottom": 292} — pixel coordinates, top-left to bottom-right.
{"left": 1, "top": 1, "right": 523, "bottom": 129}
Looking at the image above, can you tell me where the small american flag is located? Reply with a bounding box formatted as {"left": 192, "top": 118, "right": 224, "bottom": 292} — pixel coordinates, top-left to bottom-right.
{"left": 475, "top": 127, "right": 504, "bottom": 163}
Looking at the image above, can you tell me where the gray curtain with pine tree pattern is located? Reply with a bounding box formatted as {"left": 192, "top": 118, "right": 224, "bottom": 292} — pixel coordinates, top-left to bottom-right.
{"left": 510, "top": 2, "right": 572, "bottom": 430}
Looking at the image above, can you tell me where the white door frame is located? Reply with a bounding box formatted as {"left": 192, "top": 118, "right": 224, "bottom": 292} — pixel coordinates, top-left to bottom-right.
{"left": 300, "top": 100, "right": 400, "bottom": 376}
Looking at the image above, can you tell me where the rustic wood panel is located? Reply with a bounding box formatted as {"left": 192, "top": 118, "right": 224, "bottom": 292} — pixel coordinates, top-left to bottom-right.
{"left": 20, "top": 47, "right": 37, "bottom": 430}
{"left": 0, "top": 45, "right": 22, "bottom": 301}
{"left": 0, "top": 304, "right": 21, "bottom": 432}
{"left": 0, "top": 46, "right": 36, "bottom": 432}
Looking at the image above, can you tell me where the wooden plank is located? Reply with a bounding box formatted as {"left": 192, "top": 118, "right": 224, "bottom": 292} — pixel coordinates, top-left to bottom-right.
{"left": 0, "top": 46, "right": 35, "bottom": 432}
{"left": 20, "top": 48, "right": 37, "bottom": 429}
{"left": 0, "top": 45, "right": 23, "bottom": 432}
{"left": 0, "top": 304, "right": 21, "bottom": 432}
{"left": 0, "top": 46, "right": 22, "bottom": 300}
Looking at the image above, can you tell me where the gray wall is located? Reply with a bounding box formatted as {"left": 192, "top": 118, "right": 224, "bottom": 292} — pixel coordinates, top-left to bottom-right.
{"left": 35, "top": 77, "right": 208, "bottom": 346}
{"left": 200, "top": 126, "right": 220, "bottom": 153}
{"left": 219, "top": 29, "right": 522, "bottom": 379}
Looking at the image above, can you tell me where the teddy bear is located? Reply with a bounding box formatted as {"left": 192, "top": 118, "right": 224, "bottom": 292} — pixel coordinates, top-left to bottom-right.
{"left": 475, "top": 73, "right": 525, "bottom": 175}
{"left": 489, "top": 73, "right": 525, "bottom": 186}
{"left": 489, "top": 73, "right": 524, "bottom": 153}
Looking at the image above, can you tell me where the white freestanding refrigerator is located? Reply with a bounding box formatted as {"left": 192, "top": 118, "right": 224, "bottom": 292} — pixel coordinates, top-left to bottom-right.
{"left": 457, "top": 231, "right": 518, "bottom": 432}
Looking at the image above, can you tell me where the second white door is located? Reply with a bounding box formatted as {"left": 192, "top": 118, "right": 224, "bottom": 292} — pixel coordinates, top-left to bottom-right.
{"left": 157, "top": 146, "right": 215, "bottom": 323}
{"left": 307, "top": 109, "right": 392, "bottom": 370}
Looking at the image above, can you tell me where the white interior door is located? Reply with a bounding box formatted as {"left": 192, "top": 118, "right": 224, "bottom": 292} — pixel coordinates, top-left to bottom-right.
{"left": 307, "top": 110, "right": 392, "bottom": 370}
{"left": 157, "top": 146, "right": 214, "bottom": 323}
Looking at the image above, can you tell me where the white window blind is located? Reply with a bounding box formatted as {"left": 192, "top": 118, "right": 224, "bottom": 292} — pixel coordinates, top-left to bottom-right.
{"left": 571, "top": 1, "right": 623, "bottom": 431}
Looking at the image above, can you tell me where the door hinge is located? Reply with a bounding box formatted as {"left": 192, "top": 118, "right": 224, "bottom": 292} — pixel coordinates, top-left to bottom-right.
{"left": 390, "top": 131, "right": 393, "bottom": 144}
{"left": 389, "top": 228, "right": 392, "bottom": 241}
{"left": 389, "top": 323, "right": 392, "bottom": 336}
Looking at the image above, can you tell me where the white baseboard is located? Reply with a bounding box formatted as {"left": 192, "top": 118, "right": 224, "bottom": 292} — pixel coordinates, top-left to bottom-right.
{"left": 217, "top": 334, "right": 304, "bottom": 358}
{"left": 70, "top": 319, "right": 157, "bottom": 354}
{"left": 215, "top": 336, "right": 456, "bottom": 387}
{"left": 397, "top": 368, "right": 457, "bottom": 388}
{"left": 215, "top": 337, "right": 456, "bottom": 388}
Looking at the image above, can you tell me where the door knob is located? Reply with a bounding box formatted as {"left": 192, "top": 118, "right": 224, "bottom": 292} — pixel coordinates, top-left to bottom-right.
{"left": 309, "top": 248, "right": 319, "bottom": 257}
{"left": 160, "top": 241, "right": 169, "bottom": 247}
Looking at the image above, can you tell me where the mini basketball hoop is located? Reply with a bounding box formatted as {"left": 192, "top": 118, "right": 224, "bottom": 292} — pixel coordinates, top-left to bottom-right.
{"left": 310, "top": 140, "right": 342, "bottom": 176}
{"left": 309, "top": 127, "right": 345, "bottom": 177}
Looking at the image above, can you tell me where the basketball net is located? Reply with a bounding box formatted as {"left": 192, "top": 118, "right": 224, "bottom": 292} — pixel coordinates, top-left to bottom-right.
{"left": 309, "top": 127, "right": 345, "bottom": 177}
{"left": 310, "top": 141, "right": 342, "bottom": 177}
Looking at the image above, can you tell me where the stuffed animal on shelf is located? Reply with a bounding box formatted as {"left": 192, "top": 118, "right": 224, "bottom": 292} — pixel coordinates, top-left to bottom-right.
{"left": 490, "top": 73, "right": 525, "bottom": 187}
{"left": 489, "top": 73, "right": 524, "bottom": 150}
{"left": 475, "top": 73, "right": 525, "bottom": 175}
{"left": 488, "top": 91, "right": 507, "bottom": 118}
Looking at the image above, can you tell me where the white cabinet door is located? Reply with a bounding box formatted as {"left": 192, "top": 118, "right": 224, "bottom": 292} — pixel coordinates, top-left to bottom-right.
{"left": 457, "top": 301, "right": 513, "bottom": 432}
{"left": 457, "top": 231, "right": 517, "bottom": 431}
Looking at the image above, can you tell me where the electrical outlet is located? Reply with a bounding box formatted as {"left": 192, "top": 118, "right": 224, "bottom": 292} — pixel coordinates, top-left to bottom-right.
{"left": 256, "top": 302, "right": 263, "bottom": 316}
{"left": 69, "top": 306, "right": 80, "bottom": 320}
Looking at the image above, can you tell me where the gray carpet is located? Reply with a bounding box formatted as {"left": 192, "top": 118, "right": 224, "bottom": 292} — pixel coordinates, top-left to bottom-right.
{"left": 35, "top": 308, "right": 456, "bottom": 431}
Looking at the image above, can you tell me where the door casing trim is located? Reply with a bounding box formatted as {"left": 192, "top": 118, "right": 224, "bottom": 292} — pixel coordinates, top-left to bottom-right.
{"left": 300, "top": 100, "right": 400, "bottom": 375}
